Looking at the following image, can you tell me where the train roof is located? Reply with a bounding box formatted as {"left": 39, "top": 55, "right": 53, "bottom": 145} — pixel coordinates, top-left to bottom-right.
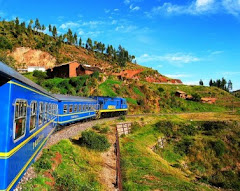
{"left": 0, "top": 62, "right": 55, "bottom": 98}
{"left": 53, "top": 94, "right": 96, "bottom": 102}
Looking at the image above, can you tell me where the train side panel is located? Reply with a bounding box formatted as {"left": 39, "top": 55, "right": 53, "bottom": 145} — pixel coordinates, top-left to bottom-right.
{"left": 2, "top": 80, "right": 57, "bottom": 191}
{"left": 0, "top": 81, "right": 11, "bottom": 190}
{"left": 58, "top": 101, "right": 97, "bottom": 126}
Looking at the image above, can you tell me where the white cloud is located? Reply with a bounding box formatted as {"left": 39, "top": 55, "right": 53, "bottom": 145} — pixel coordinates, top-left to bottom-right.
{"left": 137, "top": 53, "right": 200, "bottom": 67}
{"left": 114, "top": 8, "right": 119, "bottom": 11}
{"left": 115, "top": 25, "right": 137, "bottom": 32}
{"left": 104, "top": 9, "right": 110, "bottom": 13}
{"left": 130, "top": 4, "right": 140, "bottom": 11}
{"left": 222, "top": 0, "right": 240, "bottom": 16}
{"left": 60, "top": 21, "right": 79, "bottom": 30}
{"left": 145, "top": 0, "right": 240, "bottom": 17}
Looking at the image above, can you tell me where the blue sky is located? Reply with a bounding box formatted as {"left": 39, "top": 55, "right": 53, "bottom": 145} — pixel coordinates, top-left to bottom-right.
{"left": 0, "top": 0, "right": 239, "bottom": 90}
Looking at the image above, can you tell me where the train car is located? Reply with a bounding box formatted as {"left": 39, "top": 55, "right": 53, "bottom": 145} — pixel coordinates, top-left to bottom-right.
{"left": 54, "top": 94, "right": 98, "bottom": 126}
{"left": 0, "top": 62, "right": 58, "bottom": 191}
{"left": 92, "top": 96, "right": 128, "bottom": 118}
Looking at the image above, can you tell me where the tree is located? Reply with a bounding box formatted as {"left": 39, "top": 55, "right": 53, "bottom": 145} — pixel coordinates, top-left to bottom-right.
{"left": 86, "top": 38, "right": 93, "bottom": 50}
{"left": 28, "top": 19, "right": 33, "bottom": 32}
{"left": 221, "top": 77, "right": 227, "bottom": 90}
{"left": 199, "top": 79, "right": 204, "bottom": 86}
{"left": 49, "top": 24, "right": 52, "bottom": 32}
{"left": 41, "top": 24, "right": 46, "bottom": 31}
{"left": 66, "top": 29, "right": 73, "bottom": 44}
{"left": 209, "top": 79, "right": 213, "bottom": 86}
{"left": 117, "top": 45, "right": 128, "bottom": 67}
{"left": 227, "top": 80, "right": 232, "bottom": 91}
{"left": 52, "top": 26, "right": 57, "bottom": 37}
{"left": 15, "top": 17, "right": 21, "bottom": 35}
{"left": 79, "top": 37, "right": 82, "bottom": 47}
{"left": 34, "top": 18, "right": 41, "bottom": 31}
{"left": 73, "top": 33, "right": 78, "bottom": 45}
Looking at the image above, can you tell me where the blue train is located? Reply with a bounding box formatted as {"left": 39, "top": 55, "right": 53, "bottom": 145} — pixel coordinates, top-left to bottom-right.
{"left": 0, "top": 61, "right": 128, "bottom": 191}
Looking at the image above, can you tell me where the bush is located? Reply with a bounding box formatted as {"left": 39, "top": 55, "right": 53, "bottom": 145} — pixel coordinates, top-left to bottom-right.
{"left": 158, "top": 87, "right": 164, "bottom": 93}
{"left": 174, "top": 138, "right": 194, "bottom": 156}
{"left": 79, "top": 130, "right": 110, "bottom": 151}
{"left": 119, "top": 115, "right": 125, "bottom": 121}
{"left": 180, "top": 124, "right": 197, "bottom": 136}
{"left": 131, "top": 122, "right": 141, "bottom": 133}
{"left": 154, "top": 121, "right": 174, "bottom": 137}
{"left": 201, "top": 121, "right": 226, "bottom": 133}
{"left": 210, "top": 140, "right": 225, "bottom": 157}
{"left": 0, "top": 36, "right": 13, "bottom": 50}
{"left": 92, "top": 124, "right": 101, "bottom": 131}
{"left": 192, "top": 93, "right": 201, "bottom": 102}
{"left": 33, "top": 70, "right": 47, "bottom": 79}
{"left": 100, "top": 126, "right": 110, "bottom": 134}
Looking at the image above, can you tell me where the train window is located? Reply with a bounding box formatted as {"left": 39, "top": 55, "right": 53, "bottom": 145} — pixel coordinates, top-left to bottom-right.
{"left": 74, "top": 104, "right": 77, "bottom": 113}
{"left": 30, "top": 101, "right": 37, "bottom": 132}
{"left": 79, "top": 104, "right": 81, "bottom": 112}
{"left": 44, "top": 103, "right": 47, "bottom": 123}
{"left": 47, "top": 103, "right": 50, "bottom": 121}
{"left": 14, "top": 100, "right": 27, "bottom": 141}
{"left": 63, "top": 104, "right": 68, "bottom": 114}
{"left": 39, "top": 102, "right": 43, "bottom": 126}
{"left": 69, "top": 105, "right": 73, "bottom": 113}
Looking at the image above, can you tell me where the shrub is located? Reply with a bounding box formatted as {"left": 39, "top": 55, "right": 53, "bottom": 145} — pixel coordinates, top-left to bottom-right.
{"left": 210, "top": 140, "right": 225, "bottom": 157}
{"left": 33, "top": 70, "right": 47, "bottom": 79}
{"left": 174, "top": 138, "right": 194, "bottom": 156}
{"left": 100, "top": 126, "right": 110, "bottom": 134}
{"left": 119, "top": 115, "right": 125, "bottom": 121}
{"left": 180, "top": 124, "right": 197, "bottom": 136}
{"left": 131, "top": 122, "right": 141, "bottom": 133}
{"left": 79, "top": 130, "right": 110, "bottom": 151}
{"left": 192, "top": 93, "right": 201, "bottom": 102}
{"left": 154, "top": 121, "right": 174, "bottom": 137}
{"left": 158, "top": 87, "right": 164, "bottom": 93}
{"left": 92, "top": 124, "right": 101, "bottom": 131}
{"left": 201, "top": 121, "right": 226, "bottom": 134}
{"left": 0, "top": 36, "right": 13, "bottom": 50}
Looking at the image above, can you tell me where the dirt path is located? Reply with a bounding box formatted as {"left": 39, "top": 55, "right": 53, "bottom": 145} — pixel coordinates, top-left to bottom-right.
{"left": 99, "top": 126, "right": 117, "bottom": 191}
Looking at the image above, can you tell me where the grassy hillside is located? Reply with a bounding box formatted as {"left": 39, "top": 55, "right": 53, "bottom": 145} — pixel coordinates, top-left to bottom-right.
{"left": 23, "top": 71, "right": 239, "bottom": 114}
{"left": 120, "top": 114, "right": 240, "bottom": 190}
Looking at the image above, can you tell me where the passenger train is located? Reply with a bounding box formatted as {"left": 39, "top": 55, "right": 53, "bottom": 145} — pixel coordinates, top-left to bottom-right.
{"left": 0, "top": 61, "right": 128, "bottom": 191}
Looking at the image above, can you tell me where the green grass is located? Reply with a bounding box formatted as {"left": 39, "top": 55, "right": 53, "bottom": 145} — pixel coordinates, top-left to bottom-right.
{"left": 99, "top": 79, "right": 121, "bottom": 97}
{"left": 133, "top": 87, "right": 144, "bottom": 97}
{"left": 22, "top": 139, "right": 104, "bottom": 191}
{"left": 120, "top": 122, "right": 212, "bottom": 191}
{"left": 126, "top": 97, "right": 138, "bottom": 105}
{"left": 120, "top": 117, "right": 240, "bottom": 190}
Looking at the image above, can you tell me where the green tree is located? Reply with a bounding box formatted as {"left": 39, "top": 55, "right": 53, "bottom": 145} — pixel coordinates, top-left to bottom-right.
{"left": 209, "top": 79, "right": 213, "bottom": 86}
{"left": 0, "top": 36, "right": 13, "bottom": 50}
{"left": 117, "top": 45, "right": 128, "bottom": 67}
{"left": 199, "top": 79, "right": 204, "bottom": 86}
{"left": 28, "top": 19, "right": 33, "bottom": 32}
{"left": 34, "top": 18, "right": 41, "bottom": 31}
{"left": 66, "top": 29, "right": 73, "bottom": 44}
{"left": 86, "top": 38, "right": 93, "bottom": 50}
{"left": 41, "top": 24, "right": 46, "bottom": 31}
{"left": 79, "top": 37, "right": 82, "bottom": 47}
{"left": 227, "top": 80, "right": 232, "bottom": 91}
{"left": 49, "top": 24, "right": 52, "bottom": 32}
{"left": 52, "top": 26, "right": 57, "bottom": 37}
{"left": 73, "top": 33, "right": 77, "bottom": 44}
